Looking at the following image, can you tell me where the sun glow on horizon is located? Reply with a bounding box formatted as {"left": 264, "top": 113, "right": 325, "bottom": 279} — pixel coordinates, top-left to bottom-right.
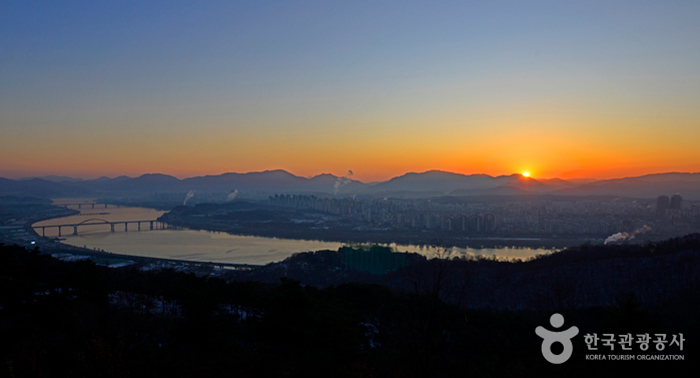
{"left": 522, "top": 172, "right": 531, "bottom": 178}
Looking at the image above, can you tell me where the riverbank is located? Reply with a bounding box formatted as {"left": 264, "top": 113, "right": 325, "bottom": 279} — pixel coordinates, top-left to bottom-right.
{"left": 15, "top": 197, "right": 556, "bottom": 268}
{"left": 158, "top": 213, "right": 586, "bottom": 251}
{"left": 24, "top": 225, "right": 262, "bottom": 273}
{"left": 0, "top": 197, "right": 261, "bottom": 275}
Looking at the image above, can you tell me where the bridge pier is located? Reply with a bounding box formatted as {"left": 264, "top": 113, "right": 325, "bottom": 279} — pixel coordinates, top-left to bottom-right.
{"left": 78, "top": 204, "right": 82, "bottom": 209}
{"left": 91, "top": 204, "right": 95, "bottom": 209}
{"left": 39, "top": 219, "right": 160, "bottom": 237}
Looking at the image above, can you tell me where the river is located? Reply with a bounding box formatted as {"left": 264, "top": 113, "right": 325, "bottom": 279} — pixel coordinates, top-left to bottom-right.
{"left": 32, "top": 199, "right": 556, "bottom": 265}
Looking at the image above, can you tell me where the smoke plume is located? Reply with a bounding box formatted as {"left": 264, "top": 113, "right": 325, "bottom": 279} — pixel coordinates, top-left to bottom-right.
{"left": 226, "top": 189, "right": 239, "bottom": 202}
{"left": 183, "top": 190, "right": 195, "bottom": 205}
{"left": 604, "top": 225, "right": 652, "bottom": 245}
{"left": 334, "top": 170, "right": 354, "bottom": 195}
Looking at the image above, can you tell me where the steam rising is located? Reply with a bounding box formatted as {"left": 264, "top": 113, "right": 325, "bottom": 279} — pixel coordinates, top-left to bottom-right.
{"left": 226, "top": 189, "right": 239, "bottom": 202}
{"left": 183, "top": 190, "right": 195, "bottom": 205}
{"left": 334, "top": 170, "right": 354, "bottom": 195}
{"left": 604, "top": 225, "right": 652, "bottom": 245}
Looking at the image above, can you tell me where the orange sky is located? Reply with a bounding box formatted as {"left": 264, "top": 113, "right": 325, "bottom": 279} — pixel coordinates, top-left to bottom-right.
{"left": 4, "top": 92, "right": 700, "bottom": 182}
{"left": 3, "top": 107, "right": 699, "bottom": 182}
{"left": 2, "top": 2, "right": 700, "bottom": 182}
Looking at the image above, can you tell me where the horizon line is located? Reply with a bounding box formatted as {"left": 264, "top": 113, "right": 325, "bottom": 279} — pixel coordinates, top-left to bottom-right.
{"left": 4, "top": 168, "right": 699, "bottom": 184}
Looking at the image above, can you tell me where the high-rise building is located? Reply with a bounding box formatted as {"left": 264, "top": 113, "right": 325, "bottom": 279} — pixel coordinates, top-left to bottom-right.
{"left": 657, "top": 195, "right": 670, "bottom": 217}
{"left": 670, "top": 194, "right": 683, "bottom": 210}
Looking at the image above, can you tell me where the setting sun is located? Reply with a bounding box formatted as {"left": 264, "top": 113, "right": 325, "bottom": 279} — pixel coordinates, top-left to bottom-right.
{"left": 522, "top": 172, "right": 531, "bottom": 178}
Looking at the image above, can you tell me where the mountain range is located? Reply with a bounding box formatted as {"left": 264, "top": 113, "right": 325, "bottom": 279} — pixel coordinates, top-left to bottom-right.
{"left": 3, "top": 170, "right": 700, "bottom": 200}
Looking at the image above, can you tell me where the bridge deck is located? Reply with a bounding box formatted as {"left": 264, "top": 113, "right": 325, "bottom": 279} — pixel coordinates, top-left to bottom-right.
{"left": 34, "top": 220, "right": 170, "bottom": 236}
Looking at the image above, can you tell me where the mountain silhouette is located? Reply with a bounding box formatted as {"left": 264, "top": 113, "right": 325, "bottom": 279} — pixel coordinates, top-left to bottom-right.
{"left": 2, "top": 170, "right": 700, "bottom": 199}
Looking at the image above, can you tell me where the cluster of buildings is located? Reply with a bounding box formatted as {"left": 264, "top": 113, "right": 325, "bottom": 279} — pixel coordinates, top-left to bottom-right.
{"left": 270, "top": 194, "right": 700, "bottom": 238}
{"left": 656, "top": 194, "right": 683, "bottom": 217}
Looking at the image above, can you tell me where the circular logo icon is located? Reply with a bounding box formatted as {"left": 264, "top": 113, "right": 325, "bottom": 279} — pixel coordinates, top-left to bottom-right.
{"left": 535, "top": 313, "right": 579, "bottom": 364}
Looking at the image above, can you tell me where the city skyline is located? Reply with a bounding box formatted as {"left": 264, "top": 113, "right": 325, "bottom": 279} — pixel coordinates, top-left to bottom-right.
{"left": 2, "top": 1, "right": 700, "bottom": 182}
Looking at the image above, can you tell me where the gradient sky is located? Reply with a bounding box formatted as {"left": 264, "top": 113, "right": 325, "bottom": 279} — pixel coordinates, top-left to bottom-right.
{"left": 2, "top": 1, "right": 700, "bottom": 182}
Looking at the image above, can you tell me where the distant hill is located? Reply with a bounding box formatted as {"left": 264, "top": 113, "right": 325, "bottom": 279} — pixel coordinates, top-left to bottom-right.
{"left": 0, "top": 177, "right": 93, "bottom": 197}
{"left": 2, "top": 170, "right": 700, "bottom": 199}
{"left": 0, "top": 170, "right": 366, "bottom": 198}
{"left": 17, "top": 175, "right": 85, "bottom": 183}
{"left": 364, "top": 171, "right": 700, "bottom": 199}
{"left": 366, "top": 170, "right": 495, "bottom": 194}
{"left": 559, "top": 172, "right": 700, "bottom": 199}
{"left": 180, "top": 170, "right": 365, "bottom": 194}
{"left": 363, "top": 171, "right": 575, "bottom": 197}
{"left": 183, "top": 170, "right": 308, "bottom": 192}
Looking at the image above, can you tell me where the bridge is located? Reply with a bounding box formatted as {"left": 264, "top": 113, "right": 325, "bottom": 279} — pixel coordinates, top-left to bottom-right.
{"left": 56, "top": 203, "right": 120, "bottom": 209}
{"left": 35, "top": 218, "right": 169, "bottom": 237}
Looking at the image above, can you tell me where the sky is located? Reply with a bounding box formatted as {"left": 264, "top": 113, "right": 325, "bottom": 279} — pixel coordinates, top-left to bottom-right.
{"left": 2, "top": 0, "right": 700, "bottom": 182}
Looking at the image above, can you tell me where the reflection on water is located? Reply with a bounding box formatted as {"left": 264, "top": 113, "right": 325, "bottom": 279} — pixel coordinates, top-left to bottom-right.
{"left": 58, "top": 229, "right": 346, "bottom": 265}
{"left": 34, "top": 199, "right": 555, "bottom": 265}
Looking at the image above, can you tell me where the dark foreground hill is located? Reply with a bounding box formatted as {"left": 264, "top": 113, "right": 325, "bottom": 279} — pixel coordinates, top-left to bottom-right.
{"left": 228, "top": 234, "right": 700, "bottom": 311}
{"left": 1, "top": 236, "right": 698, "bottom": 377}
